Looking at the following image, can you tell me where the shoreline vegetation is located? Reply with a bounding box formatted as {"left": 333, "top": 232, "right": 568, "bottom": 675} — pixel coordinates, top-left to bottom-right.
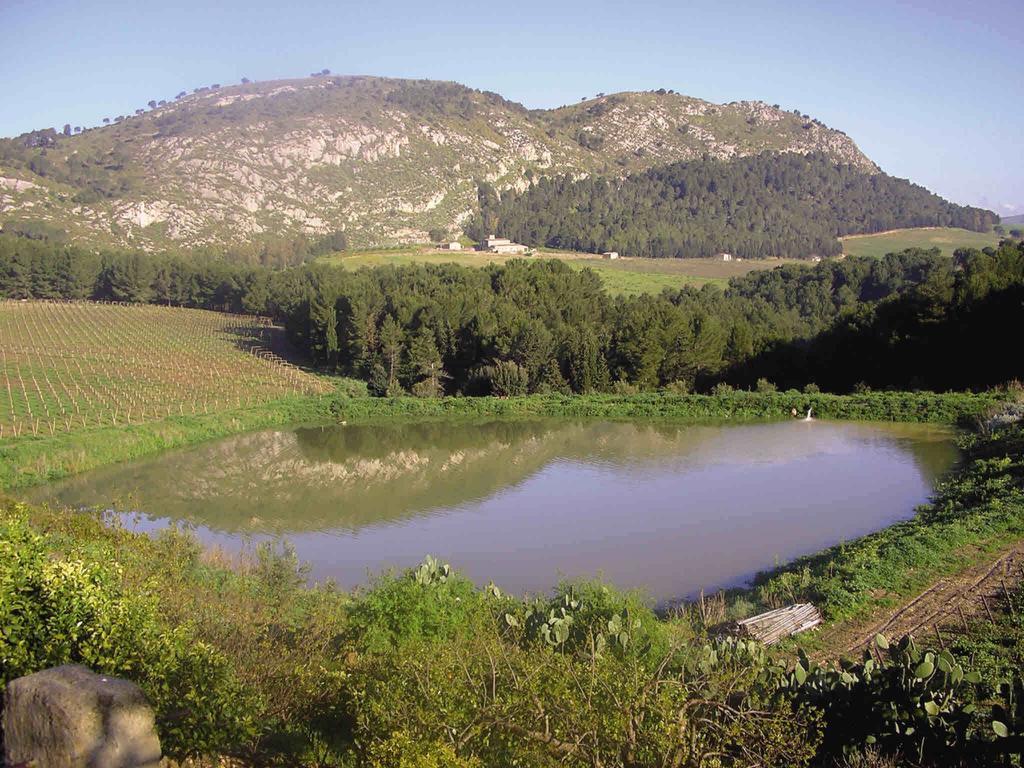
{"left": 1, "top": 399, "right": 1022, "bottom": 765}
{"left": 0, "top": 389, "right": 1004, "bottom": 491}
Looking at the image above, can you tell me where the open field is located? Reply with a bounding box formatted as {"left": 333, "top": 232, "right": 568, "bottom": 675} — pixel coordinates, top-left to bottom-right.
{"left": 0, "top": 301, "right": 331, "bottom": 441}
{"left": 319, "top": 246, "right": 801, "bottom": 296}
{"left": 570, "top": 255, "right": 802, "bottom": 294}
{"left": 840, "top": 227, "right": 1001, "bottom": 259}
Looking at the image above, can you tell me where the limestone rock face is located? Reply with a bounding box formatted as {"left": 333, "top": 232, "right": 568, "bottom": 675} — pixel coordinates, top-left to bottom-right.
{"left": 2, "top": 665, "right": 162, "bottom": 768}
{"left": 0, "top": 76, "right": 880, "bottom": 250}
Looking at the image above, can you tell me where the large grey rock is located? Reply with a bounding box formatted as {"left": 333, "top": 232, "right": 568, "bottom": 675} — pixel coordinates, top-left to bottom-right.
{"left": 2, "top": 665, "right": 162, "bottom": 768}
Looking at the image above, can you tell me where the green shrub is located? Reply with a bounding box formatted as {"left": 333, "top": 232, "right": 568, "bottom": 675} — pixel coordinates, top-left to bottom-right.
{"left": 512, "top": 579, "right": 666, "bottom": 659}
{"left": 612, "top": 380, "right": 640, "bottom": 395}
{"left": 0, "top": 508, "right": 258, "bottom": 757}
{"left": 345, "top": 556, "right": 489, "bottom": 653}
{"left": 367, "top": 732, "right": 481, "bottom": 767}
{"left": 351, "top": 627, "right": 819, "bottom": 767}
{"left": 335, "top": 377, "right": 370, "bottom": 398}
{"left": 663, "top": 379, "right": 691, "bottom": 394}
{"left": 479, "top": 361, "right": 530, "bottom": 397}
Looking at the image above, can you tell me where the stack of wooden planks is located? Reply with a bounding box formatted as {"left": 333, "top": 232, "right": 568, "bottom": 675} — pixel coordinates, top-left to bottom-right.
{"left": 733, "top": 603, "right": 823, "bottom": 645}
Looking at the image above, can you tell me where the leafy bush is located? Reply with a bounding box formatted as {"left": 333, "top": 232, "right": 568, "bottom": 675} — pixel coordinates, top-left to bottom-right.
{"left": 0, "top": 508, "right": 258, "bottom": 757}
{"left": 335, "top": 376, "right": 370, "bottom": 398}
{"left": 367, "top": 731, "right": 481, "bottom": 767}
{"left": 351, "top": 626, "right": 819, "bottom": 767}
{"left": 509, "top": 580, "right": 666, "bottom": 660}
{"left": 477, "top": 361, "right": 529, "bottom": 397}
{"left": 345, "top": 556, "right": 489, "bottom": 653}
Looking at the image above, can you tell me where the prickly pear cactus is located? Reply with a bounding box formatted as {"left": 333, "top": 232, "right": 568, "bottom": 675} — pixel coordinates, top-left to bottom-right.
{"left": 792, "top": 633, "right": 994, "bottom": 762}
{"left": 413, "top": 555, "right": 451, "bottom": 586}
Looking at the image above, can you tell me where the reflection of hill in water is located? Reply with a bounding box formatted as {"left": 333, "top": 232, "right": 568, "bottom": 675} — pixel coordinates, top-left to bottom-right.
{"left": 25, "top": 420, "right": 957, "bottom": 534}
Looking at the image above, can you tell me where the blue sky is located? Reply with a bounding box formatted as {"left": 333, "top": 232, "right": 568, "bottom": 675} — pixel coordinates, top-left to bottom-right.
{"left": 2, "top": 0, "right": 1021, "bottom": 215}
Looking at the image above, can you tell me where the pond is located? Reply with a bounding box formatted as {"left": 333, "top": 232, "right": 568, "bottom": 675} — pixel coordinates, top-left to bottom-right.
{"left": 23, "top": 419, "right": 958, "bottom": 602}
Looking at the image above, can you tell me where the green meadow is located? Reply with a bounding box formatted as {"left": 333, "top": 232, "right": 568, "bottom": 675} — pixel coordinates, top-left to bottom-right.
{"left": 318, "top": 246, "right": 799, "bottom": 296}
{"left": 840, "top": 227, "right": 1001, "bottom": 259}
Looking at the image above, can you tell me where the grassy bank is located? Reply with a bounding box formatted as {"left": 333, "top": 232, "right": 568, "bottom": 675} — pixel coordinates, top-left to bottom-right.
{"left": 2, "top": 420, "right": 1022, "bottom": 766}
{"left": 328, "top": 390, "right": 1002, "bottom": 424}
{"left": 0, "top": 390, "right": 1004, "bottom": 490}
{"left": 0, "top": 394, "right": 335, "bottom": 491}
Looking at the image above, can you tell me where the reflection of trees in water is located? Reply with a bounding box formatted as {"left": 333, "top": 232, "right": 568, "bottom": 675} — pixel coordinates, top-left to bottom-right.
{"left": 890, "top": 432, "right": 960, "bottom": 486}
{"left": 26, "top": 420, "right": 958, "bottom": 536}
{"left": 32, "top": 421, "right": 605, "bottom": 533}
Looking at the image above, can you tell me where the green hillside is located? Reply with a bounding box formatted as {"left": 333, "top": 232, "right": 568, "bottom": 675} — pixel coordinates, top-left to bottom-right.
{"left": 471, "top": 153, "right": 997, "bottom": 260}
{"left": 0, "top": 75, "right": 877, "bottom": 251}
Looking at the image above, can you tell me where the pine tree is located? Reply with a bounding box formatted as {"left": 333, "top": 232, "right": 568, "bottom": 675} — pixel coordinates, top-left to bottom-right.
{"left": 408, "top": 330, "right": 445, "bottom": 397}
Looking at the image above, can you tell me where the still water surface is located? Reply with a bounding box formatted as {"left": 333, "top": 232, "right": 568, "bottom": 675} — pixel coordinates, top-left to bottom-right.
{"left": 25, "top": 420, "right": 957, "bottom": 601}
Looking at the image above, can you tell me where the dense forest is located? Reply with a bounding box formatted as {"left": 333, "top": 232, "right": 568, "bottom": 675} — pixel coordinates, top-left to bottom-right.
{"left": 466, "top": 152, "right": 997, "bottom": 259}
{"left": 1, "top": 234, "right": 1021, "bottom": 394}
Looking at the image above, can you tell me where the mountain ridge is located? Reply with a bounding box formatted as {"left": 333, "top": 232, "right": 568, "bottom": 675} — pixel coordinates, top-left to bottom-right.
{"left": 0, "top": 75, "right": 881, "bottom": 251}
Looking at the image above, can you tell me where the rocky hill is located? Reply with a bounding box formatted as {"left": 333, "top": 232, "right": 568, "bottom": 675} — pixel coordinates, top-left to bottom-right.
{"left": 0, "top": 75, "right": 879, "bottom": 250}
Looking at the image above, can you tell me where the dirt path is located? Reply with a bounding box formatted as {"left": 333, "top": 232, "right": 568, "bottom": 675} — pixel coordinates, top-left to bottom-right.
{"left": 814, "top": 542, "right": 1024, "bottom": 659}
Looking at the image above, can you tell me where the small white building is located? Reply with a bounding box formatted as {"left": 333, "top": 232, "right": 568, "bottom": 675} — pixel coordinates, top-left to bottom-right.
{"left": 602, "top": 251, "right": 620, "bottom": 260}
{"left": 810, "top": 255, "right": 822, "bottom": 263}
{"left": 481, "top": 235, "right": 527, "bottom": 254}
{"left": 444, "top": 241, "right": 462, "bottom": 251}
{"left": 716, "top": 252, "right": 733, "bottom": 262}
{"left": 491, "top": 243, "right": 528, "bottom": 255}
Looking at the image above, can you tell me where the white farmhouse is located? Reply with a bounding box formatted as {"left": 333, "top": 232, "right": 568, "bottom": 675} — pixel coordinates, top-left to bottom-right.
{"left": 480, "top": 235, "right": 527, "bottom": 255}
